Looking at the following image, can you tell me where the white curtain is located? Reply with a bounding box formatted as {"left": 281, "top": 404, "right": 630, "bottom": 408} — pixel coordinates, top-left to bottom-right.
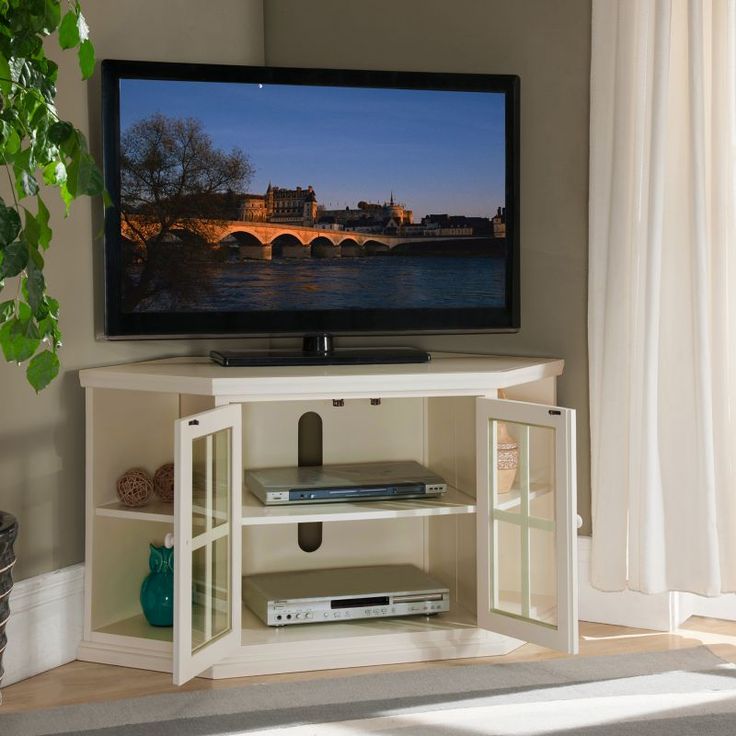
{"left": 589, "top": 0, "right": 736, "bottom": 594}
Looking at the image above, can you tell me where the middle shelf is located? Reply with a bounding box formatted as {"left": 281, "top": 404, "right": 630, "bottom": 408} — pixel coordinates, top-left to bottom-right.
{"left": 95, "top": 485, "right": 477, "bottom": 525}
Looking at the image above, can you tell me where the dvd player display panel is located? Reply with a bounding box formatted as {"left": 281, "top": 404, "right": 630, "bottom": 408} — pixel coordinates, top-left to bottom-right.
{"left": 243, "top": 565, "right": 450, "bottom": 626}
{"left": 245, "top": 461, "right": 447, "bottom": 506}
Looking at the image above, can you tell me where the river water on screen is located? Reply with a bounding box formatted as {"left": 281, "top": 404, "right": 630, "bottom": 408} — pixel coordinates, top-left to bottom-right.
{"left": 136, "top": 256, "right": 507, "bottom": 312}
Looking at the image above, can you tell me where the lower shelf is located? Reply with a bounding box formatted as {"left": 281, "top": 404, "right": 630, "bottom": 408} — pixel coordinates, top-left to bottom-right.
{"left": 95, "top": 613, "right": 173, "bottom": 643}
{"left": 93, "top": 602, "right": 479, "bottom": 648}
{"left": 85, "top": 603, "right": 525, "bottom": 678}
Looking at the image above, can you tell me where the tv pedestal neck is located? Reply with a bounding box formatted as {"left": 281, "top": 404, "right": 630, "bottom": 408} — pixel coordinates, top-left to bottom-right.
{"left": 210, "top": 334, "right": 431, "bottom": 367}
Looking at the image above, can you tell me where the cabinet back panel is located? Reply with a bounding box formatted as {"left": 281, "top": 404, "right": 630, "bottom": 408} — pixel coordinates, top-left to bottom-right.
{"left": 427, "top": 515, "right": 477, "bottom": 614}
{"left": 241, "top": 399, "right": 424, "bottom": 470}
{"left": 90, "top": 389, "right": 178, "bottom": 507}
{"left": 91, "top": 518, "right": 172, "bottom": 630}
{"left": 427, "top": 396, "right": 479, "bottom": 498}
{"left": 243, "top": 518, "right": 424, "bottom": 575}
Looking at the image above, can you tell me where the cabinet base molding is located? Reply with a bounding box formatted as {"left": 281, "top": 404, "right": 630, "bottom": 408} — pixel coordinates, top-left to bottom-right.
{"left": 78, "top": 639, "right": 173, "bottom": 674}
{"left": 78, "top": 626, "right": 523, "bottom": 679}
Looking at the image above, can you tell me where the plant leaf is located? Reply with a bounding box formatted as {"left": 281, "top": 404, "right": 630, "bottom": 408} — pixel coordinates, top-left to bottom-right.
{"left": 23, "top": 263, "right": 45, "bottom": 317}
{"left": 78, "top": 39, "right": 94, "bottom": 80}
{"left": 4, "top": 127, "right": 20, "bottom": 156}
{"left": 43, "top": 0, "right": 62, "bottom": 33}
{"left": 48, "top": 121, "right": 74, "bottom": 145}
{"left": 36, "top": 197, "right": 52, "bottom": 250}
{"left": 26, "top": 349, "right": 59, "bottom": 391}
{"left": 0, "top": 313, "right": 40, "bottom": 363}
{"left": 58, "top": 181, "right": 73, "bottom": 214}
{"left": 23, "top": 208, "right": 40, "bottom": 250}
{"left": 76, "top": 10, "right": 89, "bottom": 41}
{"left": 0, "top": 52, "right": 11, "bottom": 98}
{"left": 0, "top": 299, "right": 14, "bottom": 322}
{"left": 19, "top": 171, "right": 39, "bottom": 198}
{"left": 58, "top": 10, "right": 79, "bottom": 49}
{"left": 67, "top": 151, "right": 103, "bottom": 197}
{"left": 0, "top": 240, "right": 28, "bottom": 278}
{"left": 0, "top": 203, "right": 21, "bottom": 246}
{"left": 43, "top": 160, "right": 67, "bottom": 186}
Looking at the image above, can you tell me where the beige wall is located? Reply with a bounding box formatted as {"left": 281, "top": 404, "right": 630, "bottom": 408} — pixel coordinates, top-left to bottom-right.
{"left": 0, "top": 0, "right": 591, "bottom": 581}
{"left": 264, "top": 0, "right": 592, "bottom": 530}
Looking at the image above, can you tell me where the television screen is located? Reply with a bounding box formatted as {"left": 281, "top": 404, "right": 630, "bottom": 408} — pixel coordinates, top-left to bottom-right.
{"left": 102, "top": 62, "right": 519, "bottom": 337}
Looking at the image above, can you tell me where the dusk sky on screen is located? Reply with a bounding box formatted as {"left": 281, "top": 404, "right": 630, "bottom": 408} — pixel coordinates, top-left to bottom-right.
{"left": 120, "top": 79, "right": 506, "bottom": 220}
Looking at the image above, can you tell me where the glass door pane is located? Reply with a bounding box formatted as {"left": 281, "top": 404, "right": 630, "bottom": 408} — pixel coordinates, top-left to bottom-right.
{"left": 491, "top": 420, "right": 556, "bottom": 626}
{"left": 476, "top": 398, "right": 577, "bottom": 653}
{"left": 174, "top": 404, "right": 242, "bottom": 686}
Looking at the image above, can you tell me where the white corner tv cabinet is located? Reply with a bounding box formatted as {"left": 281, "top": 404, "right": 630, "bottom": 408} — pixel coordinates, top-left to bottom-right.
{"left": 78, "top": 353, "right": 578, "bottom": 685}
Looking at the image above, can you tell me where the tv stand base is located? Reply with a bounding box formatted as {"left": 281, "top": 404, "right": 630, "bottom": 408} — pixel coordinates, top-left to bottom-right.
{"left": 210, "top": 334, "right": 431, "bottom": 367}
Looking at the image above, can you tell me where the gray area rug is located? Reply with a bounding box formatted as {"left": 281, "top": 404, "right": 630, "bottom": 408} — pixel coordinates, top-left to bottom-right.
{"left": 3, "top": 647, "right": 736, "bottom": 735}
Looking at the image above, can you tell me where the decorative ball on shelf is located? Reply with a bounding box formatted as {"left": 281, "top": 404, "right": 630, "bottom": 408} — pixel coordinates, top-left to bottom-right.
{"left": 153, "top": 463, "right": 175, "bottom": 503}
{"left": 116, "top": 468, "right": 154, "bottom": 507}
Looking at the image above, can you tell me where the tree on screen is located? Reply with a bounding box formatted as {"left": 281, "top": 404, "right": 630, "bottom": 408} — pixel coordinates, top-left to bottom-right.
{"left": 119, "top": 114, "right": 253, "bottom": 310}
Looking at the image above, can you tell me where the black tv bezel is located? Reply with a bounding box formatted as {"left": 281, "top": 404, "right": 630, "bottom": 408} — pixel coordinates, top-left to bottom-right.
{"left": 101, "top": 60, "right": 520, "bottom": 338}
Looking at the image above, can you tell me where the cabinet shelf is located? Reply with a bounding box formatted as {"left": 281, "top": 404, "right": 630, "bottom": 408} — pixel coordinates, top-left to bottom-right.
{"left": 95, "top": 485, "right": 477, "bottom": 525}
{"left": 96, "top": 498, "right": 175, "bottom": 523}
{"left": 95, "top": 613, "right": 173, "bottom": 644}
{"left": 240, "top": 485, "right": 476, "bottom": 525}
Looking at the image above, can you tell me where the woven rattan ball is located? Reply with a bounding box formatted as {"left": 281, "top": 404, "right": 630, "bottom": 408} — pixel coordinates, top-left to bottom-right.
{"left": 153, "top": 463, "right": 175, "bottom": 503}
{"left": 116, "top": 468, "right": 153, "bottom": 507}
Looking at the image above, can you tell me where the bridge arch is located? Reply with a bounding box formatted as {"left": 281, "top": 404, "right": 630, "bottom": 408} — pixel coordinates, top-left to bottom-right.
{"left": 272, "top": 233, "right": 309, "bottom": 259}
{"left": 339, "top": 238, "right": 363, "bottom": 257}
{"left": 169, "top": 228, "right": 208, "bottom": 246}
{"left": 363, "top": 239, "right": 390, "bottom": 255}
{"left": 220, "top": 230, "right": 266, "bottom": 260}
{"left": 311, "top": 236, "right": 340, "bottom": 259}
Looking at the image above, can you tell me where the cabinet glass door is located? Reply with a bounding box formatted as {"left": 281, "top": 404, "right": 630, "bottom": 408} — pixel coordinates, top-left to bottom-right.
{"left": 476, "top": 397, "right": 578, "bottom": 653}
{"left": 174, "top": 404, "right": 242, "bottom": 685}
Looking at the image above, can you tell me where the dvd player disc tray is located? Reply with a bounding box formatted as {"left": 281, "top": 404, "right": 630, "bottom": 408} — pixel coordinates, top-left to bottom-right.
{"left": 245, "top": 460, "right": 447, "bottom": 506}
{"left": 243, "top": 565, "right": 450, "bottom": 626}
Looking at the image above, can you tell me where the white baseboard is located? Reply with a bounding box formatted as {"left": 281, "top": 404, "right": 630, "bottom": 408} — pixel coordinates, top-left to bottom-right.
{"left": 679, "top": 592, "right": 736, "bottom": 622}
{"left": 577, "top": 537, "right": 683, "bottom": 631}
{"left": 576, "top": 537, "right": 736, "bottom": 631}
{"left": 2, "top": 564, "right": 84, "bottom": 687}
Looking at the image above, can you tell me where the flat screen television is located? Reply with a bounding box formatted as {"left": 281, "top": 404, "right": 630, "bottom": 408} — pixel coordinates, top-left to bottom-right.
{"left": 101, "top": 60, "right": 520, "bottom": 360}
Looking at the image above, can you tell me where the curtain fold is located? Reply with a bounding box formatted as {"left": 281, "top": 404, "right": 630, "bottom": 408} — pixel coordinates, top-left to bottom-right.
{"left": 589, "top": 0, "right": 736, "bottom": 594}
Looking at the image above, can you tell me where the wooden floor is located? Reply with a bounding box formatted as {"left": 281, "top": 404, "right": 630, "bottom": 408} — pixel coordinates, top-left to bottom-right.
{"left": 3, "top": 616, "right": 736, "bottom": 714}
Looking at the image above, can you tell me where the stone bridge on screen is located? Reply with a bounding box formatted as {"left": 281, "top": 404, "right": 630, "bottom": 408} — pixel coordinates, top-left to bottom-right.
{"left": 123, "top": 216, "right": 479, "bottom": 260}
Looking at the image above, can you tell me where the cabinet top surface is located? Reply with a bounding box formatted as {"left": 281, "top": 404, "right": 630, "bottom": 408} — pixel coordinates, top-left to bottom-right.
{"left": 79, "top": 353, "right": 564, "bottom": 398}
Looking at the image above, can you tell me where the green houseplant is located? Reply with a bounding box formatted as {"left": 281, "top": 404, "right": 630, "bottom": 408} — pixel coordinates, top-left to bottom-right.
{"left": 0, "top": 0, "right": 101, "bottom": 694}
{"left": 0, "top": 0, "right": 103, "bottom": 393}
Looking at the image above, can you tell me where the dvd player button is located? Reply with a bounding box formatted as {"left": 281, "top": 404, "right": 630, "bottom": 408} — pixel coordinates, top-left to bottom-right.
{"left": 295, "top": 613, "right": 301, "bottom": 620}
{"left": 305, "top": 613, "right": 313, "bottom": 620}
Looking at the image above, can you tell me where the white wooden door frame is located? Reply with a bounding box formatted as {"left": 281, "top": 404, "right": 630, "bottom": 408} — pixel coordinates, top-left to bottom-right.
{"left": 476, "top": 397, "right": 578, "bottom": 654}
{"left": 173, "top": 403, "right": 242, "bottom": 686}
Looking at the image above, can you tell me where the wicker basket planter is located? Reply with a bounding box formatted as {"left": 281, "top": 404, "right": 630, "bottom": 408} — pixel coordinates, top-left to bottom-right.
{"left": 0, "top": 512, "right": 17, "bottom": 689}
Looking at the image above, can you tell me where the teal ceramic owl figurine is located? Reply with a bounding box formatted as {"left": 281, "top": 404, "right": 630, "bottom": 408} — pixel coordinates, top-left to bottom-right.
{"left": 140, "top": 543, "right": 174, "bottom": 626}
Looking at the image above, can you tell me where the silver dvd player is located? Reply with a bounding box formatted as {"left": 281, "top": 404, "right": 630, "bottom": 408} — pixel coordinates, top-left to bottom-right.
{"left": 245, "top": 460, "right": 447, "bottom": 506}
{"left": 243, "top": 564, "right": 450, "bottom": 627}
